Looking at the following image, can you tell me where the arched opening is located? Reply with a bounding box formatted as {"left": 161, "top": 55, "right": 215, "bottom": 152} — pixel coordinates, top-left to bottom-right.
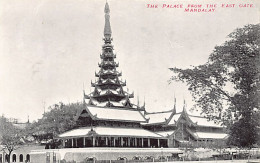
{"left": 19, "top": 154, "right": 23, "bottom": 162}
{"left": 5, "top": 154, "right": 9, "bottom": 162}
{"left": 26, "top": 154, "right": 30, "bottom": 162}
{"left": 53, "top": 153, "right": 56, "bottom": 163}
{"left": 12, "top": 154, "right": 16, "bottom": 162}
{"left": 46, "top": 153, "right": 50, "bottom": 163}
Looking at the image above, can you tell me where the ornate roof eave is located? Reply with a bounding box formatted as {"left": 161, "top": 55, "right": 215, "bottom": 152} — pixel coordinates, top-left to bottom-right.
{"left": 175, "top": 108, "right": 197, "bottom": 127}
{"left": 95, "top": 71, "right": 121, "bottom": 77}
{"left": 138, "top": 110, "right": 149, "bottom": 123}
{"left": 166, "top": 130, "right": 178, "bottom": 138}
{"left": 124, "top": 92, "right": 134, "bottom": 98}
{"left": 186, "top": 128, "right": 199, "bottom": 140}
{"left": 120, "top": 81, "right": 126, "bottom": 86}
{"left": 98, "top": 61, "right": 119, "bottom": 68}
{"left": 84, "top": 104, "right": 148, "bottom": 123}
{"left": 166, "top": 122, "right": 178, "bottom": 127}
{"left": 168, "top": 99, "right": 196, "bottom": 127}
{"left": 123, "top": 95, "right": 133, "bottom": 108}
{"left": 92, "top": 93, "right": 126, "bottom": 99}
{"left": 84, "top": 91, "right": 90, "bottom": 99}
{"left": 103, "top": 37, "right": 113, "bottom": 42}
{"left": 83, "top": 105, "right": 99, "bottom": 121}
{"left": 137, "top": 105, "right": 146, "bottom": 111}
{"left": 165, "top": 110, "right": 178, "bottom": 125}
{"left": 186, "top": 114, "right": 224, "bottom": 128}
{"left": 195, "top": 124, "right": 224, "bottom": 128}
{"left": 95, "top": 117, "right": 147, "bottom": 123}
{"left": 143, "top": 121, "right": 168, "bottom": 126}
{"left": 100, "top": 53, "right": 116, "bottom": 59}
{"left": 74, "top": 101, "right": 94, "bottom": 121}
{"left": 145, "top": 109, "right": 174, "bottom": 115}
{"left": 102, "top": 43, "right": 114, "bottom": 48}
{"left": 74, "top": 106, "right": 86, "bottom": 121}
{"left": 91, "top": 81, "right": 126, "bottom": 88}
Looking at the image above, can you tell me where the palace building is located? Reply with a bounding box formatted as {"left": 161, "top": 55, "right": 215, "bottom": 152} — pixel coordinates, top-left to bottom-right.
{"left": 57, "top": 2, "right": 168, "bottom": 149}
{"left": 57, "top": 2, "right": 227, "bottom": 149}
{"left": 143, "top": 101, "right": 228, "bottom": 148}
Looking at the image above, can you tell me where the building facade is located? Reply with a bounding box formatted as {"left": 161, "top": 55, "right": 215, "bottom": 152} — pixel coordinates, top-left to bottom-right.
{"left": 143, "top": 102, "right": 228, "bottom": 148}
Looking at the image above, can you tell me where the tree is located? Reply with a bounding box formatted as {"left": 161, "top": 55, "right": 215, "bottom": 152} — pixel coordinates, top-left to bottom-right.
{"left": 27, "top": 102, "right": 81, "bottom": 143}
{"left": 0, "top": 116, "right": 24, "bottom": 163}
{"left": 169, "top": 24, "right": 260, "bottom": 147}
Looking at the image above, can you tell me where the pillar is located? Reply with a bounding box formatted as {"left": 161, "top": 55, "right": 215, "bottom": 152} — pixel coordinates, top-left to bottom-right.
{"left": 62, "top": 139, "right": 65, "bottom": 147}
{"left": 148, "top": 138, "right": 150, "bottom": 147}
{"left": 167, "top": 138, "right": 170, "bottom": 148}
{"left": 93, "top": 137, "right": 95, "bottom": 147}
{"left": 113, "top": 137, "right": 116, "bottom": 147}
{"left": 128, "top": 138, "right": 130, "bottom": 147}
{"left": 75, "top": 138, "right": 78, "bottom": 148}
{"left": 72, "top": 139, "right": 74, "bottom": 148}
{"left": 83, "top": 137, "right": 86, "bottom": 147}
{"left": 173, "top": 134, "right": 176, "bottom": 147}
{"left": 96, "top": 137, "right": 99, "bottom": 146}
{"left": 158, "top": 139, "right": 160, "bottom": 147}
{"left": 106, "top": 137, "right": 108, "bottom": 146}
{"left": 121, "top": 137, "right": 124, "bottom": 147}
{"left": 135, "top": 138, "right": 137, "bottom": 147}
{"left": 141, "top": 138, "right": 144, "bottom": 147}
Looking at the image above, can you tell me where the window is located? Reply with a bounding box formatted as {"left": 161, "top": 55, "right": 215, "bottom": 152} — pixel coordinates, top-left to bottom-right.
{"left": 26, "top": 154, "right": 30, "bottom": 162}
{"left": 19, "top": 154, "right": 23, "bottom": 162}
{"left": 12, "top": 154, "right": 16, "bottom": 162}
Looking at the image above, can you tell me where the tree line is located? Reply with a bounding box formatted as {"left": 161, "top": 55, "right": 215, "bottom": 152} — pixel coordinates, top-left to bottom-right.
{"left": 0, "top": 102, "right": 81, "bottom": 163}
{"left": 170, "top": 24, "right": 260, "bottom": 147}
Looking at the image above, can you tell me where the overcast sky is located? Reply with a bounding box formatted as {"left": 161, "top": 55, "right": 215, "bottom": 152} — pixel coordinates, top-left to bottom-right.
{"left": 0, "top": 0, "right": 259, "bottom": 122}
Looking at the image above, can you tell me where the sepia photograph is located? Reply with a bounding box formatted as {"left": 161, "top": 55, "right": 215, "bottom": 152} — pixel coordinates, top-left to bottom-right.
{"left": 0, "top": 0, "right": 259, "bottom": 162}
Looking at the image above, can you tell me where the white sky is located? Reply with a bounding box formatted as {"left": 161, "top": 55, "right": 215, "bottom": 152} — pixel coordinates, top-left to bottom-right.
{"left": 0, "top": 0, "right": 259, "bottom": 122}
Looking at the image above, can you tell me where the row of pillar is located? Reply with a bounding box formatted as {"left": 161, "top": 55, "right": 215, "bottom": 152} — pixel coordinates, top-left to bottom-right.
{"left": 63, "top": 137, "right": 165, "bottom": 148}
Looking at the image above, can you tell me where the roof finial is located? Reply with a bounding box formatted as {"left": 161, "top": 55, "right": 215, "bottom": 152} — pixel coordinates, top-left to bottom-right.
{"left": 173, "top": 94, "right": 176, "bottom": 114}
{"left": 27, "top": 115, "right": 30, "bottom": 123}
{"left": 104, "top": 1, "right": 110, "bottom": 14}
{"left": 104, "top": 1, "right": 112, "bottom": 38}
{"left": 183, "top": 98, "right": 187, "bottom": 112}
{"left": 137, "top": 93, "right": 140, "bottom": 107}
{"left": 143, "top": 96, "right": 146, "bottom": 108}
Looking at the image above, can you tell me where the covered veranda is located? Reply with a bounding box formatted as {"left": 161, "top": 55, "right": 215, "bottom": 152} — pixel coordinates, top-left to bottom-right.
{"left": 58, "top": 126, "right": 168, "bottom": 148}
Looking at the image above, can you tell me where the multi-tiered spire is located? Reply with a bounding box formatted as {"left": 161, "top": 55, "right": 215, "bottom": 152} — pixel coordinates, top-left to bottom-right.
{"left": 84, "top": 2, "right": 136, "bottom": 108}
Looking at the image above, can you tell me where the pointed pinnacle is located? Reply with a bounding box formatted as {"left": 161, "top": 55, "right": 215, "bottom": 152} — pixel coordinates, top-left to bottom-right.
{"left": 104, "top": 2, "right": 110, "bottom": 14}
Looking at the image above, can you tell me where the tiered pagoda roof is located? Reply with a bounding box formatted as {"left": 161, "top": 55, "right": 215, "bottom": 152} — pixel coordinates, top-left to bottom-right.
{"left": 84, "top": 3, "right": 144, "bottom": 111}
{"left": 83, "top": 2, "right": 140, "bottom": 109}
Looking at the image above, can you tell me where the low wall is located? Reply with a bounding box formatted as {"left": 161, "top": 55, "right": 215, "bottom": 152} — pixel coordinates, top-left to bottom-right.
{"left": 30, "top": 147, "right": 183, "bottom": 163}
